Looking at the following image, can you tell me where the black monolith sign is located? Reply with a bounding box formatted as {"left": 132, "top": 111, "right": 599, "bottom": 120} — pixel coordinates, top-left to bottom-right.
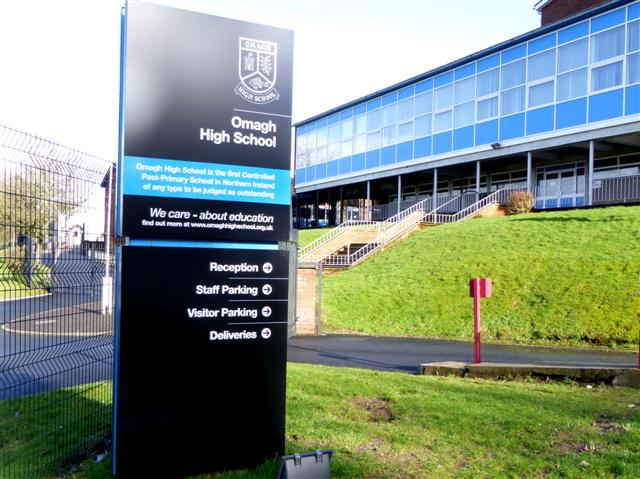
{"left": 113, "top": 3, "right": 293, "bottom": 477}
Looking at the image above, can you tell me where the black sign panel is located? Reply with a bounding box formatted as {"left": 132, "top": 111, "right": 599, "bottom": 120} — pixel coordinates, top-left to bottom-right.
{"left": 120, "top": 2, "right": 293, "bottom": 242}
{"left": 114, "top": 247, "right": 288, "bottom": 477}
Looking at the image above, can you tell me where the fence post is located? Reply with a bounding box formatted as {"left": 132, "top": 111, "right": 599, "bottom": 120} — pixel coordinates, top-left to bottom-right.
{"left": 316, "top": 263, "right": 323, "bottom": 335}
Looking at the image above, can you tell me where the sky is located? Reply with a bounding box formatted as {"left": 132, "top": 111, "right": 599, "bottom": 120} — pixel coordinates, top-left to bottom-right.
{"left": 0, "top": 0, "right": 540, "bottom": 161}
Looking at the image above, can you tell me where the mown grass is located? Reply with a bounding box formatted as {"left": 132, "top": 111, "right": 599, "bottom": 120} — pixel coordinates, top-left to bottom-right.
{"left": 0, "top": 258, "right": 51, "bottom": 300}
{"left": 319, "top": 206, "right": 640, "bottom": 349}
{"left": 297, "top": 227, "right": 332, "bottom": 249}
{"left": 24, "top": 364, "right": 640, "bottom": 478}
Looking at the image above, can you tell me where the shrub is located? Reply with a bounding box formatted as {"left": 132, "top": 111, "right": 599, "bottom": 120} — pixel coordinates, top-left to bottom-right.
{"left": 507, "top": 191, "right": 535, "bottom": 214}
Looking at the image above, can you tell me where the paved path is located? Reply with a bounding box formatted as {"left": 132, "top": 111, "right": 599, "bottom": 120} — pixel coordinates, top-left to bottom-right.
{"left": 287, "top": 334, "right": 638, "bottom": 374}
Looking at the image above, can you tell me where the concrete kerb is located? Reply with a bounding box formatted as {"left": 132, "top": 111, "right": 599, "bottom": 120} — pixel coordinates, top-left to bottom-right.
{"left": 421, "top": 362, "right": 640, "bottom": 389}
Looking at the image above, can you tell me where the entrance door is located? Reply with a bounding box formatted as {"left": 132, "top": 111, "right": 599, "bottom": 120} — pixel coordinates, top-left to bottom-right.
{"left": 536, "top": 165, "right": 585, "bottom": 209}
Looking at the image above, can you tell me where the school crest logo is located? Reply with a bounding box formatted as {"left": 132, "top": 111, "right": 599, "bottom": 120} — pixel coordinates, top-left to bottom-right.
{"left": 234, "top": 37, "right": 280, "bottom": 104}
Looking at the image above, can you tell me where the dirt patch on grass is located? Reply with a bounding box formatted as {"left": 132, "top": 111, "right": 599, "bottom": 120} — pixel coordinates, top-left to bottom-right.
{"left": 592, "top": 415, "right": 626, "bottom": 433}
{"left": 353, "top": 396, "right": 395, "bottom": 422}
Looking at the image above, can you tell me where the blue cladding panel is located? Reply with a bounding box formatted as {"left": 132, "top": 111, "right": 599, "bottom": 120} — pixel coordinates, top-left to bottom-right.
{"left": 591, "top": 8, "right": 625, "bottom": 33}
{"left": 307, "top": 122, "right": 316, "bottom": 131}
{"left": 500, "top": 113, "right": 525, "bottom": 141}
{"left": 576, "top": 196, "right": 585, "bottom": 207}
{"left": 526, "top": 106, "right": 554, "bottom": 135}
{"left": 366, "top": 149, "right": 381, "bottom": 169}
{"left": 453, "top": 126, "right": 474, "bottom": 150}
{"left": 433, "top": 131, "right": 452, "bottom": 154}
{"left": 454, "top": 63, "right": 475, "bottom": 80}
{"left": 501, "top": 44, "right": 526, "bottom": 63}
{"left": 546, "top": 199, "right": 558, "bottom": 209}
{"left": 328, "top": 113, "right": 340, "bottom": 125}
{"left": 339, "top": 157, "right": 351, "bottom": 175}
{"left": 625, "top": 85, "right": 640, "bottom": 115}
{"left": 589, "top": 89, "right": 623, "bottom": 122}
{"left": 306, "top": 165, "right": 315, "bottom": 182}
{"left": 398, "top": 85, "right": 414, "bottom": 100}
{"left": 296, "top": 168, "right": 305, "bottom": 184}
{"left": 327, "top": 160, "right": 339, "bottom": 177}
{"left": 558, "top": 21, "right": 589, "bottom": 44}
{"left": 315, "top": 162, "right": 326, "bottom": 180}
{"left": 475, "top": 119, "right": 498, "bottom": 145}
{"left": 353, "top": 103, "right": 367, "bottom": 115}
{"left": 630, "top": 3, "right": 640, "bottom": 20}
{"left": 414, "top": 136, "right": 431, "bottom": 157}
{"left": 397, "top": 141, "right": 413, "bottom": 162}
{"left": 528, "top": 33, "right": 556, "bottom": 55}
{"left": 434, "top": 71, "right": 454, "bottom": 87}
{"left": 556, "top": 98, "right": 587, "bottom": 129}
{"left": 477, "top": 53, "right": 500, "bottom": 72}
{"left": 381, "top": 146, "right": 396, "bottom": 165}
{"left": 381, "top": 92, "right": 397, "bottom": 106}
{"left": 415, "top": 78, "right": 433, "bottom": 93}
{"left": 352, "top": 153, "right": 365, "bottom": 171}
{"left": 297, "top": 125, "right": 306, "bottom": 135}
{"left": 340, "top": 109, "right": 353, "bottom": 120}
{"left": 317, "top": 118, "right": 328, "bottom": 128}
{"left": 367, "top": 98, "right": 381, "bottom": 110}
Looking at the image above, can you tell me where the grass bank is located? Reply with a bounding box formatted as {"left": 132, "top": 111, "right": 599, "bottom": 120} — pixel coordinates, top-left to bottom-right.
{"left": 14, "top": 364, "right": 638, "bottom": 478}
{"left": 0, "top": 258, "right": 51, "bottom": 300}
{"left": 319, "top": 206, "right": 640, "bottom": 349}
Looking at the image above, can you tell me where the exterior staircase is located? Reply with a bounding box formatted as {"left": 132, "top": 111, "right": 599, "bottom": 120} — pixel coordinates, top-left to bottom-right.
{"left": 298, "top": 186, "right": 529, "bottom": 269}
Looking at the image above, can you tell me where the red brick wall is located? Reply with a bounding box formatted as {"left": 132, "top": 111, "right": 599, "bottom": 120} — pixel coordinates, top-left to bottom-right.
{"left": 540, "top": 0, "right": 611, "bottom": 26}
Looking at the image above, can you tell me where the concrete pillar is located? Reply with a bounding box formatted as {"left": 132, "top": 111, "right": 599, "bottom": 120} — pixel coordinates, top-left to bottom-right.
{"left": 397, "top": 175, "right": 402, "bottom": 215}
{"left": 315, "top": 190, "right": 320, "bottom": 227}
{"left": 339, "top": 185, "right": 343, "bottom": 224}
{"left": 475, "top": 160, "right": 481, "bottom": 195}
{"left": 527, "top": 151, "right": 533, "bottom": 192}
{"left": 587, "top": 140, "right": 594, "bottom": 206}
{"left": 433, "top": 168, "right": 438, "bottom": 207}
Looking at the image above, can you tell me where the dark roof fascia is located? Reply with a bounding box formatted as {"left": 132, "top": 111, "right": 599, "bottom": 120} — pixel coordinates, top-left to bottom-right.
{"left": 294, "top": 0, "right": 635, "bottom": 128}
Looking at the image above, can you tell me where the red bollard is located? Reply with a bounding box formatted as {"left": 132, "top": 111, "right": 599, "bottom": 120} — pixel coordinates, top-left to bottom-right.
{"left": 469, "top": 278, "right": 492, "bottom": 364}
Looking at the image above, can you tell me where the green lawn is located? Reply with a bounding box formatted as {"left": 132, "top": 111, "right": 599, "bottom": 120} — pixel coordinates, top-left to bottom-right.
{"left": 320, "top": 206, "right": 640, "bottom": 349}
{"left": 11, "top": 364, "right": 638, "bottom": 478}
{"left": 297, "top": 227, "right": 333, "bottom": 248}
{"left": 0, "top": 258, "right": 51, "bottom": 300}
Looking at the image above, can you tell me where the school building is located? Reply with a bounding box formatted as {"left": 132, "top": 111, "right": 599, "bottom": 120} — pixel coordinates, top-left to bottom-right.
{"left": 293, "top": 0, "right": 640, "bottom": 227}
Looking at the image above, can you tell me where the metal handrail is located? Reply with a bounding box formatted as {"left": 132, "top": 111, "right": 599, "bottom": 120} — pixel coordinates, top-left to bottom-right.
{"left": 298, "top": 219, "right": 378, "bottom": 259}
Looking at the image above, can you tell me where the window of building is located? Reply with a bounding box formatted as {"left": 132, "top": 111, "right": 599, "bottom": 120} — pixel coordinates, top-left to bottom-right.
{"left": 434, "top": 110, "right": 452, "bottom": 132}
{"left": 414, "top": 114, "right": 432, "bottom": 137}
{"left": 477, "top": 68, "right": 499, "bottom": 97}
{"left": 592, "top": 61, "right": 623, "bottom": 91}
{"left": 591, "top": 25, "right": 624, "bottom": 63}
{"left": 629, "top": 20, "right": 640, "bottom": 53}
{"left": 434, "top": 84, "right": 453, "bottom": 110}
{"left": 328, "top": 141, "right": 340, "bottom": 161}
{"left": 397, "top": 121, "right": 413, "bottom": 142}
{"left": 398, "top": 98, "right": 414, "bottom": 121}
{"left": 367, "top": 109, "right": 381, "bottom": 131}
{"left": 328, "top": 123, "right": 340, "bottom": 142}
{"left": 501, "top": 86, "right": 525, "bottom": 115}
{"left": 382, "top": 125, "right": 396, "bottom": 146}
{"left": 415, "top": 91, "right": 433, "bottom": 114}
{"left": 558, "top": 38, "right": 588, "bottom": 73}
{"left": 308, "top": 146, "right": 317, "bottom": 165}
{"left": 366, "top": 131, "right": 380, "bottom": 150}
{"left": 528, "top": 49, "right": 556, "bottom": 81}
{"left": 382, "top": 104, "right": 397, "bottom": 127}
{"left": 316, "top": 126, "right": 328, "bottom": 147}
{"left": 317, "top": 146, "right": 327, "bottom": 163}
{"left": 501, "top": 59, "right": 525, "bottom": 89}
{"left": 557, "top": 67, "right": 587, "bottom": 101}
{"left": 307, "top": 130, "right": 316, "bottom": 152}
{"left": 354, "top": 115, "right": 366, "bottom": 135}
{"left": 529, "top": 80, "right": 554, "bottom": 107}
{"left": 628, "top": 52, "right": 640, "bottom": 84}
{"left": 477, "top": 97, "right": 498, "bottom": 121}
{"left": 353, "top": 134, "right": 366, "bottom": 154}
{"left": 341, "top": 119, "right": 353, "bottom": 139}
{"left": 340, "top": 139, "right": 352, "bottom": 157}
{"left": 454, "top": 101, "right": 474, "bottom": 128}
{"left": 454, "top": 77, "right": 475, "bottom": 104}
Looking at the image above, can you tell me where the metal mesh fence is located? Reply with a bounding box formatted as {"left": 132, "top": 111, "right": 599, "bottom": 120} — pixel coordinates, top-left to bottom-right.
{"left": 0, "top": 125, "right": 114, "bottom": 478}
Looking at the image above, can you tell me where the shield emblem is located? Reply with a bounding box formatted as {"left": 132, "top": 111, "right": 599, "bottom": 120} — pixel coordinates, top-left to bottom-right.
{"left": 239, "top": 37, "right": 277, "bottom": 95}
